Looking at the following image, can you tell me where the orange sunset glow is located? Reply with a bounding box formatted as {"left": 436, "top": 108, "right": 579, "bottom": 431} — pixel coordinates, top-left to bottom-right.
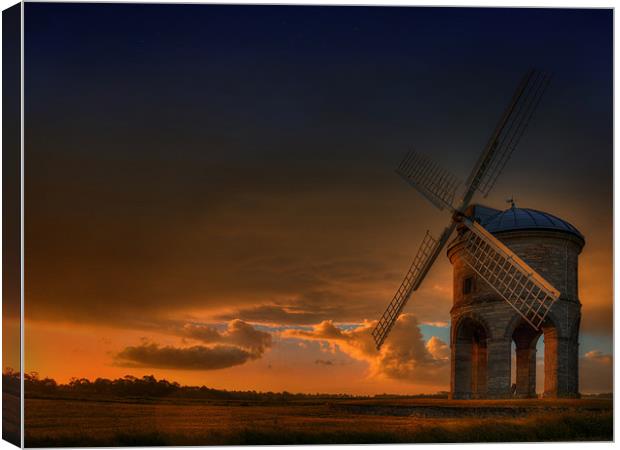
{"left": 20, "top": 177, "right": 612, "bottom": 394}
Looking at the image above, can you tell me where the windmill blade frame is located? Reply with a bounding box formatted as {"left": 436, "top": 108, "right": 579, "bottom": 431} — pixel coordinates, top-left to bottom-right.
{"left": 459, "top": 218, "right": 560, "bottom": 329}
{"left": 372, "top": 224, "right": 456, "bottom": 349}
{"left": 474, "top": 71, "right": 551, "bottom": 197}
{"left": 396, "top": 150, "right": 461, "bottom": 212}
{"left": 372, "top": 69, "right": 553, "bottom": 348}
{"left": 461, "top": 69, "right": 552, "bottom": 206}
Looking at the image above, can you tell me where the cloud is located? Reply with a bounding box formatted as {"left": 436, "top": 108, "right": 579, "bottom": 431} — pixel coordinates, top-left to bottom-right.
{"left": 282, "top": 319, "right": 376, "bottom": 362}
{"left": 115, "top": 320, "right": 272, "bottom": 370}
{"left": 281, "top": 313, "right": 449, "bottom": 385}
{"left": 180, "top": 319, "right": 271, "bottom": 356}
{"left": 26, "top": 200, "right": 455, "bottom": 330}
{"left": 580, "top": 350, "right": 613, "bottom": 393}
{"left": 115, "top": 344, "right": 255, "bottom": 370}
{"left": 425, "top": 336, "right": 450, "bottom": 362}
{"left": 315, "top": 359, "right": 334, "bottom": 366}
{"left": 215, "top": 303, "right": 326, "bottom": 326}
{"left": 584, "top": 350, "right": 612, "bottom": 365}
{"left": 215, "top": 288, "right": 390, "bottom": 326}
{"left": 421, "top": 321, "right": 449, "bottom": 328}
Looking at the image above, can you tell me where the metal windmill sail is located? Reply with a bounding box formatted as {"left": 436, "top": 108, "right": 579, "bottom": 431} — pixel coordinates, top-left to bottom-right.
{"left": 372, "top": 69, "right": 555, "bottom": 350}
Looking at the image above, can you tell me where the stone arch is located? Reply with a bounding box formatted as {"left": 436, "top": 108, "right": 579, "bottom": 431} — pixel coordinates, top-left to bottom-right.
{"left": 504, "top": 313, "right": 528, "bottom": 342}
{"left": 502, "top": 293, "right": 574, "bottom": 341}
{"left": 452, "top": 316, "right": 489, "bottom": 399}
{"left": 452, "top": 311, "right": 494, "bottom": 343}
{"left": 503, "top": 311, "right": 567, "bottom": 398}
{"left": 503, "top": 311, "right": 545, "bottom": 341}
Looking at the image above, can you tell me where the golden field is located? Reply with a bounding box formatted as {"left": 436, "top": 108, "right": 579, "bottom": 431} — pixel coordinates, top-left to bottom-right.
{"left": 23, "top": 396, "right": 612, "bottom": 446}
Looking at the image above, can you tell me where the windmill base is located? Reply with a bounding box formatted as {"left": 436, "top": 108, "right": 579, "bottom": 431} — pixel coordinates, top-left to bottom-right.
{"left": 447, "top": 219, "right": 584, "bottom": 401}
{"left": 449, "top": 298, "right": 581, "bottom": 400}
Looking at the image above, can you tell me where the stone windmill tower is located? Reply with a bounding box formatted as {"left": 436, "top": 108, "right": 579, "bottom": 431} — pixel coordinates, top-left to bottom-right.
{"left": 371, "top": 70, "right": 585, "bottom": 399}
{"left": 448, "top": 203, "right": 584, "bottom": 399}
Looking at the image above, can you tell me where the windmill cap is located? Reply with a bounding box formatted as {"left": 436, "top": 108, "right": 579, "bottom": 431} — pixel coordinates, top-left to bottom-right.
{"left": 471, "top": 204, "right": 585, "bottom": 241}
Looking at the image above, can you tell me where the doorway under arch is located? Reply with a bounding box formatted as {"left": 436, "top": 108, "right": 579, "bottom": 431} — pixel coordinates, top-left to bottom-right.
{"left": 511, "top": 322, "right": 541, "bottom": 398}
{"left": 509, "top": 317, "right": 561, "bottom": 398}
{"left": 453, "top": 317, "right": 488, "bottom": 399}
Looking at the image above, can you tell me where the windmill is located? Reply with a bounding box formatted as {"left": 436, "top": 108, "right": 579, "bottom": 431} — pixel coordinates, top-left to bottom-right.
{"left": 372, "top": 69, "right": 555, "bottom": 350}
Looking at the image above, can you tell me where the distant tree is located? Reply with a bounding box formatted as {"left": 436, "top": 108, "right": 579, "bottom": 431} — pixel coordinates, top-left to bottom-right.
{"left": 21, "top": 371, "right": 449, "bottom": 402}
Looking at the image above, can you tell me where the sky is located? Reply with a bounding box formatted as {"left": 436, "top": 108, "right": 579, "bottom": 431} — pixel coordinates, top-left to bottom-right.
{"left": 15, "top": 4, "right": 612, "bottom": 394}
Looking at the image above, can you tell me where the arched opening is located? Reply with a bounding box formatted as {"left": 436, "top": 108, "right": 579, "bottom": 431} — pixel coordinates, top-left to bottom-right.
{"left": 511, "top": 322, "right": 541, "bottom": 398}
{"left": 453, "top": 318, "right": 488, "bottom": 399}
{"left": 507, "top": 317, "right": 563, "bottom": 398}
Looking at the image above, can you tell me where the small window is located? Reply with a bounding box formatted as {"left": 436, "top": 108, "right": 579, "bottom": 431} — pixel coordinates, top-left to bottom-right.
{"left": 463, "top": 276, "right": 474, "bottom": 295}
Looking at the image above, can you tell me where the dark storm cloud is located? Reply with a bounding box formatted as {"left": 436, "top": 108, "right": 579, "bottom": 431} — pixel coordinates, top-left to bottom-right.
{"left": 25, "top": 194, "right": 420, "bottom": 326}
{"left": 215, "top": 290, "right": 377, "bottom": 325}
{"left": 115, "top": 344, "right": 255, "bottom": 370}
{"left": 115, "top": 320, "right": 272, "bottom": 370}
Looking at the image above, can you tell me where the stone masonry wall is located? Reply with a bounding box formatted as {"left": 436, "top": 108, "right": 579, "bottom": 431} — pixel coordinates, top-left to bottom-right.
{"left": 447, "top": 228, "right": 584, "bottom": 399}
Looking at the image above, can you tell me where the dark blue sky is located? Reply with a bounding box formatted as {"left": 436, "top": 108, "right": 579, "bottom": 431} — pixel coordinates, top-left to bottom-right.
{"left": 26, "top": 5, "right": 611, "bottom": 170}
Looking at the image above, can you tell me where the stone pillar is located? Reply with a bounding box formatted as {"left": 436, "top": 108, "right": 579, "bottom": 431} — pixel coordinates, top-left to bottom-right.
{"left": 515, "top": 346, "right": 537, "bottom": 398}
{"left": 473, "top": 341, "right": 487, "bottom": 398}
{"left": 544, "top": 333, "right": 580, "bottom": 398}
{"left": 556, "top": 336, "right": 580, "bottom": 398}
{"left": 556, "top": 336, "right": 570, "bottom": 397}
{"left": 543, "top": 333, "right": 558, "bottom": 397}
{"left": 486, "top": 338, "right": 511, "bottom": 398}
{"left": 567, "top": 337, "right": 580, "bottom": 397}
{"left": 543, "top": 332, "right": 558, "bottom": 397}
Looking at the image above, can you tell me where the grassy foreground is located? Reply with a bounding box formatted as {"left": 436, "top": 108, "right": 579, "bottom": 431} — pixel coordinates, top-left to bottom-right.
{"left": 25, "top": 397, "right": 612, "bottom": 446}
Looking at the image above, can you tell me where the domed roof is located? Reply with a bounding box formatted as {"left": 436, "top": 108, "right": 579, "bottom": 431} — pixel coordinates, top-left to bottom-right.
{"left": 471, "top": 204, "right": 584, "bottom": 240}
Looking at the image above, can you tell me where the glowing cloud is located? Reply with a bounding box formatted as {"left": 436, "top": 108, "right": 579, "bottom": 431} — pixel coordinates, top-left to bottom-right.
{"left": 281, "top": 313, "right": 449, "bottom": 384}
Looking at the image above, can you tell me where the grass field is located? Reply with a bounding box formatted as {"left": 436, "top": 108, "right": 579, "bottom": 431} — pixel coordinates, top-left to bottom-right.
{"left": 24, "top": 396, "right": 612, "bottom": 446}
{"left": 3, "top": 393, "right": 20, "bottom": 446}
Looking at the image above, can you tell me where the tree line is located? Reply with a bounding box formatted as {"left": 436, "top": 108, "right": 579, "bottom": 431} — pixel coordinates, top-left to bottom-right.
{"left": 3, "top": 368, "right": 378, "bottom": 401}
{"left": 3, "top": 367, "right": 452, "bottom": 401}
